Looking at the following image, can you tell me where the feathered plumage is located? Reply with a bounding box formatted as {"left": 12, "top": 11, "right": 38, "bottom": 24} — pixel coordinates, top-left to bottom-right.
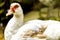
{"left": 4, "top": 2, "right": 60, "bottom": 40}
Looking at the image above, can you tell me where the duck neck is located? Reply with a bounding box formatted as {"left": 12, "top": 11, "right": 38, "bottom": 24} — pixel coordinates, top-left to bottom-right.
{"left": 13, "top": 12, "right": 24, "bottom": 27}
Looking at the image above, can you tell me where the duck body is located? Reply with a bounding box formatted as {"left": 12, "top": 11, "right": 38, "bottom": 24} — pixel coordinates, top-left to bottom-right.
{"left": 11, "top": 20, "right": 60, "bottom": 40}
{"left": 10, "top": 20, "right": 46, "bottom": 40}
{"left": 44, "top": 20, "right": 60, "bottom": 40}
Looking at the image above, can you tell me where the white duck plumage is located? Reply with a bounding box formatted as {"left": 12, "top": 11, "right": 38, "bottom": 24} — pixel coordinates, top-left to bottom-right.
{"left": 44, "top": 20, "right": 60, "bottom": 40}
{"left": 4, "top": 3, "right": 60, "bottom": 40}
{"left": 11, "top": 20, "right": 60, "bottom": 40}
{"left": 10, "top": 20, "right": 46, "bottom": 40}
{"left": 4, "top": 3, "right": 24, "bottom": 40}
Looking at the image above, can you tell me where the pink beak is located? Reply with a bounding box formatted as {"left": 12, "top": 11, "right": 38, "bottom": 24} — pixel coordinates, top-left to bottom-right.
{"left": 6, "top": 7, "right": 15, "bottom": 16}
{"left": 6, "top": 10, "right": 13, "bottom": 16}
{"left": 6, "top": 5, "right": 19, "bottom": 16}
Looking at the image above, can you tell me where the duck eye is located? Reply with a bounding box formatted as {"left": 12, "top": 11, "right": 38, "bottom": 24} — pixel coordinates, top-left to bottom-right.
{"left": 14, "top": 5, "right": 19, "bottom": 9}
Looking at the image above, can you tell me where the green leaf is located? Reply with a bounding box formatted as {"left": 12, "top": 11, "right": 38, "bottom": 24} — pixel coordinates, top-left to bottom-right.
{"left": 0, "top": 9, "right": 4, "bottom": 14}
{"left": 0, "top": 2, "right": 5, "bottom": 7}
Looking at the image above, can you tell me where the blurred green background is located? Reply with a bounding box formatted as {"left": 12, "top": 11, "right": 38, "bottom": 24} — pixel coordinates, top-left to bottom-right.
{"left": 0, "top": 0, "right": 60, "bottom": 40}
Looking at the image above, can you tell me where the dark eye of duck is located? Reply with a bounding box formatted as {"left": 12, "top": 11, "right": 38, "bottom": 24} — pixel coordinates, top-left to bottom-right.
{"left": 14, "top": 5, "right": 19, "bottom": 9}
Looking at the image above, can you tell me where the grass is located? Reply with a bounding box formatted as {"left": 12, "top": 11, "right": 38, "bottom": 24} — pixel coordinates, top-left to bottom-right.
{"left": 0, "top": 27, "right": 4, "bottom": 40}
{"left": 24, "top": 11, "right": 40, "bottom": 22}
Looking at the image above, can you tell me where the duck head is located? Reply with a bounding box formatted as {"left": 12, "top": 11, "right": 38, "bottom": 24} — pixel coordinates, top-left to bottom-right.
{"left": 6, "top": 3, "right": 23, "bottom": 16}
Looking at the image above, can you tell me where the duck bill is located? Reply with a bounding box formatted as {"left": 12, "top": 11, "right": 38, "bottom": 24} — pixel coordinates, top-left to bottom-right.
{"left": 6, "top": 12, "right": 12, "bottom": 16}
{"left": 6, "top": 10, "right": 13, "bottom": 16}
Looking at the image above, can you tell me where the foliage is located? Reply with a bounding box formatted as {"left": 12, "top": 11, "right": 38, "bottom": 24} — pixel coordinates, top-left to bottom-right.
{"left": 0, "top": 2, "right": 5, "bottom": 7}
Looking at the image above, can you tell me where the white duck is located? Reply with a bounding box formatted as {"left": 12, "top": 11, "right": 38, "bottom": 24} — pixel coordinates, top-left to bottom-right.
{"left": 4, "top": 3, "right": 47, "bottom": 40}
{"left": 4, "top": 2, "right": 60, "bottom": 40}
{"left": 4, "top": 3, "right": 24, "bottom": 40}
